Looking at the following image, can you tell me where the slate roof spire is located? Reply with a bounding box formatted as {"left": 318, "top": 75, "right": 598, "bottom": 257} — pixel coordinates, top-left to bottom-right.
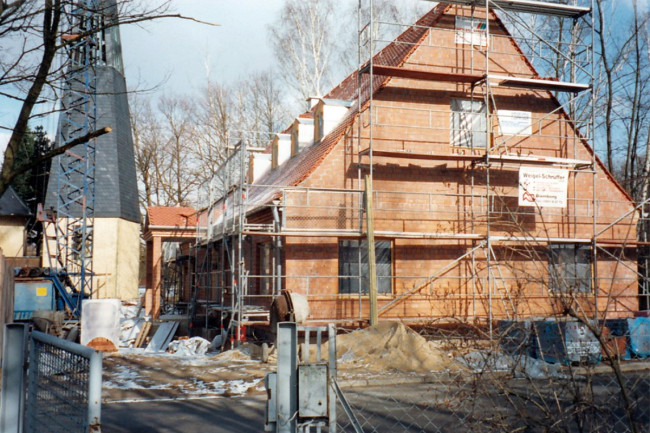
{"left": 45, "top": 0, "right": 140, "bottom": 223}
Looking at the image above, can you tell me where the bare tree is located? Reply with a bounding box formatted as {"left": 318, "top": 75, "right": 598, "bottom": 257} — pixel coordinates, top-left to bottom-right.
{"left": 157, "top": 94, "right": 199, "bottom": 206}
{"left": 242, "top": 71, "right": 290, "bottom": 148}
{"left": 130, "top": 94, "right": 164, "bottom": 209}
{"left": 339, "top": 0, "right": 425, "bottom": 74}
{"left": 594, "top": 0, "right": 650, "bottom": 179}
{"left": 0, "top": 0, "right": 208, "bottom": 197}
{"left": 269, "top": 0, "right": 337, "bottom": 106}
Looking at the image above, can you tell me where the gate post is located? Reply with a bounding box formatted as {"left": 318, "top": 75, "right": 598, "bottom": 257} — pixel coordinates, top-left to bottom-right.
{"left": 277, "top": 322, "right": 297, "bottom": 433}
{"left": 1, "top": 324, "right": 28, "bottom": 433}
{"left": 88, "top": 351, "right": 103, "bottom": 432}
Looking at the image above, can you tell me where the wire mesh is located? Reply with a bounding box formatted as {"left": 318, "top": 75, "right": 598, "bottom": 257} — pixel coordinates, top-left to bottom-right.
{"left": 25, "top": 339, "right": 91, "bottom": 433}
{"left": 333, "top": 326, "right": 650, "bottom": 433}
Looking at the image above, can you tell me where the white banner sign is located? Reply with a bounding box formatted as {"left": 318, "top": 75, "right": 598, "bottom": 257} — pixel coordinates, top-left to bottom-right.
{"left": 455, "top": 16, "right": 487, "bottom": 47}
{"left": 518, "top": 167, "right": 568, "bottom": 208}
{"left": 498, "top": 110, "right": 532, "bottom": 136}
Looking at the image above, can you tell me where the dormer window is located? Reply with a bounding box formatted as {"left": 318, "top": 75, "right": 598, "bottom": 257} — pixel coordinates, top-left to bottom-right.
{"left": 313, "top": 99, "right": 352, "bottom": 143}
{"left": 271, "top": 134, "right": 291, "bottom": 168}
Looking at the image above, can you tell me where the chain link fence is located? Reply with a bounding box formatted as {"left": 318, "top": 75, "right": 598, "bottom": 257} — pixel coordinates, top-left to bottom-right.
{"left": 333, "top": 323, "right": 650, "bottom": 433}
{"left": 25, "top": 330, "right": 102, "bottom": 433}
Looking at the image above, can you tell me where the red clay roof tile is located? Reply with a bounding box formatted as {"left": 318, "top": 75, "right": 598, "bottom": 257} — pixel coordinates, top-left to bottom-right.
{"left": 247, "top": 4, "right": 450, "bottom": 209}
{"left": 146, "top": 206, "right": 197, "bottom": 227}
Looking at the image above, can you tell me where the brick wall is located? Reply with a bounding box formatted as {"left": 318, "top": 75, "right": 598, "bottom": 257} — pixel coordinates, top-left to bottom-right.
{"left": 246, "top": 6, "right": 640, "bottom": 322}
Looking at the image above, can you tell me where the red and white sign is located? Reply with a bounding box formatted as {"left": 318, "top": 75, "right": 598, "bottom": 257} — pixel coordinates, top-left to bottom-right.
{"left": 518, "top": 167, "right": 568, "bottom": 208}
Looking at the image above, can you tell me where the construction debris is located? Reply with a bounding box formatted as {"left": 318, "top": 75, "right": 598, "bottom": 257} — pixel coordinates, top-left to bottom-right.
{"left": 459, "top": 351, "right": 571, "bottom": 379}
{"left": 334, "top": 322, "right": 455, "bottom": 372}
{"left": 145, "top": 321, "right": 179, "bottom": 352}
{"left": 167, "top": 337, "right": 210, "bottom": 357}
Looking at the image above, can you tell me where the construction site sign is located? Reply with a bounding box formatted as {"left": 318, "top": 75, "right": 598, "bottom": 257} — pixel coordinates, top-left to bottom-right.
{"left": 518, "top": 167, "right": 568, "bottom": 208}
{"left": 498, "top": 110, "right": 532, "bottom": 135}
{"left": 455, "top": 17, "right": 487, "bottom": 47}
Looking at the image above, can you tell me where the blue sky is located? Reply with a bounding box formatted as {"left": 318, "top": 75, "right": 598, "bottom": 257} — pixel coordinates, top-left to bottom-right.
{"left": 120, "top": 0, "right": 286, "bottom": 94}
{"left": 0, "top": 0, "right": 644, "bottom": 154}
{"left": 0, "top": 0, "right": 287, "bottom": 152}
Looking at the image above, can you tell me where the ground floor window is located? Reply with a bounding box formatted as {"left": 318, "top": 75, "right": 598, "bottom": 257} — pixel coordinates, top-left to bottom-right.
{"left": 339, "top": 240, "right": 392, "bottom": 294}
{"left": 258, "top": 242, "right": 272, "bottom": 294}
{"left": 547, "top": 244, "right": 592, "bottom": 293}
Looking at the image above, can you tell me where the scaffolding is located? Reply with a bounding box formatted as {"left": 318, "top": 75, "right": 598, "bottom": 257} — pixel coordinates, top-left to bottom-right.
{"left": 48, "top": 0, "right": 103, "bottom": 306}
{"left": 355, "top": 0, "right": 646, "bottom": 330}
{"left": 179, "top": 0, "right": 647, "bottom": 342}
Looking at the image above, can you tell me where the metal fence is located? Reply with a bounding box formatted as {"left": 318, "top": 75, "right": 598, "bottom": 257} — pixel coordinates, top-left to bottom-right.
{"left": 0, "top": 324, "right": 102, "bottom": 433}
{"left": 333, "top": 325, "right": 650, "bottom": 433}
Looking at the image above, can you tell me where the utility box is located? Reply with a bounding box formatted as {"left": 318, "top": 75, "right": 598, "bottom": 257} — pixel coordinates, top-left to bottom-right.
{"left": 298, "top": 364, "right": 328, "bottom": 418}
{"left": 13, "top": 280, "right": 55, "bottom": 320}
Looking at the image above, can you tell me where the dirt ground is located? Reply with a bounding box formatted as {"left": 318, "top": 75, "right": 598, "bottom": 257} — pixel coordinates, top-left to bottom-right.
{"left": 103, "top": 322, "right": 460, "bottom": 402}
{"left": 102, "top": 321, "right": 650, "bottom": 404}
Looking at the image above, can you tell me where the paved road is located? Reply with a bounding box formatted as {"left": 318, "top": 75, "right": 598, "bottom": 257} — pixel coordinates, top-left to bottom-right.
{"left": 102, "top": 374, "right": 649, "bottom": 433}
{"left": 102, "top": 396, "right": 266, "bottom": 433}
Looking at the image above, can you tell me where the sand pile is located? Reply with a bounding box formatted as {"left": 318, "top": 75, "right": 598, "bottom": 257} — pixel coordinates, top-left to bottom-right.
{"left": 334, "top": 322, "right": 454, "bottom": 372}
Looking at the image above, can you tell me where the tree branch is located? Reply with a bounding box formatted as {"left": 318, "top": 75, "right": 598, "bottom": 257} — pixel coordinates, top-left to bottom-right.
{"left": 0, "top": 126, "right": 111, "bottom": 197}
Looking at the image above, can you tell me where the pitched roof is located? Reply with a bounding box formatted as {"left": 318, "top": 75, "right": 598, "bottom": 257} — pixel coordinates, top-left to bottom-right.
{"left": 247, "top": 4, "right": 450, "bottom": 208}
{"left": 146, "top": 206, "right": 197, "bottom": 228}
{"left": 246, "top": 2, "right": 632, "bottom": 210}
{"left": 0, "top": 186, "right": 31, "bottom": 217}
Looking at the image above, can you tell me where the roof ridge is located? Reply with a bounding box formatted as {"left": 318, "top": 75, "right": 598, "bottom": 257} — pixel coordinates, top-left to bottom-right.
{"left": 247, "top": 5, "right": 450, "bottom": 206}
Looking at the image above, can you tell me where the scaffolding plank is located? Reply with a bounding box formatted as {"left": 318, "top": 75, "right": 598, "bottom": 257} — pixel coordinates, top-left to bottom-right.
{"left": 482, "top": 153, "right": 592, "bottom": 167}
{"left": 359, "top": 148, "right": 481, "bottom": 161}
{"left": 435, "top": 0, "right": 590, "bottom": 17}
{"left": 360, "top": 149, "right": 591, "bottom": 168}
{"left": 369, "top": 65, "right": 484, "bottom": 83}
{"left": 489, "top": 75, "right": 590, "bottom": 92}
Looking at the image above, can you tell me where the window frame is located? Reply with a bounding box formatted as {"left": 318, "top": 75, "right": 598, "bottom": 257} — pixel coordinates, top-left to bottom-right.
{"left": 450, "top": 98, "right": 488, "bottom": 149}
{"left": 338, "top": 239, "right": 392, "bottom": 295}
{"left": 547, "top": 243, "right": 592, "bottom": 294}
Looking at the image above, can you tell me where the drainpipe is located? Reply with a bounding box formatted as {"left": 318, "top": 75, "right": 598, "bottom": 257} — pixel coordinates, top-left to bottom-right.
{"left": 272, "top": 201, "right": 282, "bottom": 295}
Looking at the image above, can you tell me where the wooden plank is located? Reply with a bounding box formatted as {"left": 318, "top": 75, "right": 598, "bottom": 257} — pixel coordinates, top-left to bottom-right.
{"left": 134, "top": 320, "right": 152, "bottom": 348}
{"left": 435, "top": 0, "right": 590, "bottom": 17}
{"left": 0, "top": 250, "right": 15, "bottom": 363}
{"left": 365, "top": 175, "right": 378, "bottom": 326}
{"left": 490, "top": 75, "right": 590, "bottom": 93}
{"left": 359, "top": 148, "right": 482, "bottom": 161}
{"left": 370, "top": 65, "right": 484, "bottom": 83}
{"left": 146, "top": 321, "right": 179, "bottom": 352}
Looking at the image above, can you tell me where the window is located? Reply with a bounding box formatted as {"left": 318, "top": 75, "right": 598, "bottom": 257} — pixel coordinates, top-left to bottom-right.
{"left": 450, "top": 99, "right": 487, "bottom": 148}
{"left": 548, "top": 244, "right": 592, "bottom": 293}
{"left": 339, "top": 240, "right": 392, "bottom": 294}
{"left": 258, "top": 243, "right": 272, "bottom": 294}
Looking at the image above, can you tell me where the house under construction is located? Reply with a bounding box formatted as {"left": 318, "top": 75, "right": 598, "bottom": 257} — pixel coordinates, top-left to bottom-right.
{"left": 144, "top": 1, "right": 648, "bottom": 341}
